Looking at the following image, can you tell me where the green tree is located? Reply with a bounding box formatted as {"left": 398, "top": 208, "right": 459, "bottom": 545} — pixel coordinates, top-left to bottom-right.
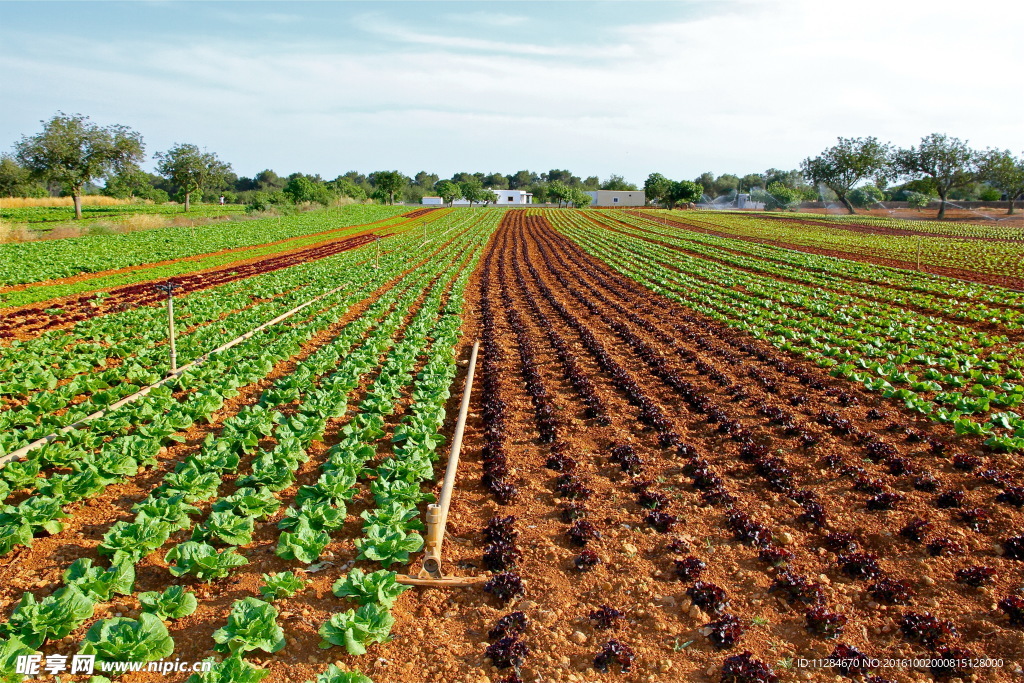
{"left": 15, "top": 112, "right": 144, "bottom": 219}
{"left": 155, "top": 144, "right": 232, "bottom": 212}
{"left": 892, "top": 133, "right": 977, "bottom": 219}
{"left": 458, "top": 178, "right": 490, "bottom": 207}
{"left": 695, "top": 172, "right": 716, "bottom": 196}
{"left": 848, "top": 184, "right": 885, "bottom": 208}
{"left": 713, "top": 174, "right": 740, "bottom": 197}
{"left": 752, "top": 181, "right": 800, "bottom": 210}
{"left": 569, "top": 187, "right": 593, "bottom": 207}
{"left": 664, "top": 180, "right": 703, "bottom": 209}
{"left": 600, "top": 174, "right": 638, "bottom": 191}
{"left": 102, "top": 167, "right": 155, "bottom": 200}
{"left": 483, "top": 172, "right": 509, "bottom": 189}
{"left": 369, "top": 171, "right": 406, "bottom": 205}
{"left": 329, "top": 177, "right": 367, "bottom": 201}
{"left": 412, "top": 171, "right": 439, "bottom": 188}
{"left": 978, "top": 149, "right": 1024, "bottom": 215}
{"left": 434, "top": 180, "right": 462, "bottom": 207}
{"left": 507, "top": 170, "right": 537, "bottom": 189}
{"left": 0, "top": 155, "right": 32, "bottom": 197}
{"left": 253, "top": 169, "right": 284, "bottom": 191}
{"left": 738, "top": 173, "right": 763, "bottom": 193}
{"left": 800, "top": 136, "right": 891, "bottom": 214}
{"left": 644, "top": 173, "right": 671, "bottom": 206}
{"left": 547, "top": 180, "right": 572, "bottom": 207}
{"left": 283, "top": 176, "right": 334, "bottom": 206}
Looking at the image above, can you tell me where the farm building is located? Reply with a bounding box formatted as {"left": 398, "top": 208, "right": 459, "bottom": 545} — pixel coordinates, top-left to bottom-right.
{"left": 585, "top": 190, "right": 646, "bottom": 207}
{"left": 422, "top": 190, "right": 533, "bottom": 205}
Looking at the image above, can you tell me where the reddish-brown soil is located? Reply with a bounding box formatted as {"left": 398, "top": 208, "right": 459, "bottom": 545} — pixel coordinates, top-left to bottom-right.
{"left": 4, "top": 212, "right": 1023, "bottom": 682}
{"left": 629, "top": 211, "right": 1024, "bottom": 292}
{"left": 0, "top": 233, "right": 389, "bottom": 341}
{"left": 426, "top": 213, "right": 1023, "bottom": 682}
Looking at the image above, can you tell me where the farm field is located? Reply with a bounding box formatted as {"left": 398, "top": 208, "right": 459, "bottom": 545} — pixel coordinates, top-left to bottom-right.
{"left": 0, "top": 203, "right": 247, "bottom": 227}
{"left": 1, "top": 206, "right": 1023, "bottom": 683}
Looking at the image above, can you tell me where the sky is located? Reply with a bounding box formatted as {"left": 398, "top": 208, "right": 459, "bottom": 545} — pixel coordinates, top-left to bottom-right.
{"left": 2, "top": 0, "right": 1022, "bottom": 185}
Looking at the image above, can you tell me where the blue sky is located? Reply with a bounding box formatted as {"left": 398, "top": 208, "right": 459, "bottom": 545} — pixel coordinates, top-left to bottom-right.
{"left": 2, "top": 0, "right": 1021, "bottom": 185}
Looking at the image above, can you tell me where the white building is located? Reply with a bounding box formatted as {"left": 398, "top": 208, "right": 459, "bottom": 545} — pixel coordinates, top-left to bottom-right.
{"left": 447, "top": 189, "right": 533, "bottom": 205}
{"left": 421, "top": 196, "right": 444, "bottom": 205}
{"left": 585, "top": 190, "right": 646, "bottom": 207}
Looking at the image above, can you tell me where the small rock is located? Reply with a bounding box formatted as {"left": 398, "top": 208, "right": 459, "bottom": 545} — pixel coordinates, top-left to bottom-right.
{"left": 622, "top": 542, "right": 638, "bottom": 555}
{"left": 570, "top": 631, "right": 587, "bottom": 645}
{"left": 775, "top": 531, "right": 794, "bottom": 545}
{"left": 922, "top": 576, "right": 936, "bottom": 586}
{"left": 688, "top": 605, "right": 704, "bottom": 620}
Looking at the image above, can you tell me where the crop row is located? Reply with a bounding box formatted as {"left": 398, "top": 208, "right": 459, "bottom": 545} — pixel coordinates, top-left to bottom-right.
{"left": 550, "top": 211, "right": 1024, "bottom": 451}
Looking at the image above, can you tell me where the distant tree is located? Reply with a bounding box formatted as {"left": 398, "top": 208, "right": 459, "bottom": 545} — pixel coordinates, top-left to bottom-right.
{"left": 800, "top": 137, "right": 891, "bottom": 214}
{"left": 848, "top": 184, "right": 885, "bottom": 209}
{"left": 893, "top": 133, "right": 977, "bottom": 219}
{"left": 102, "top": 167, "right": 155, "bottom": 200}
{"left": 459, "top": 178, "right": 491, "bottom": 208}
{"left": 644, "top": 173, "right": 671, "bottom": 206}
{"left": 483, "top": 172, "right": 509, "bottom": 189}
{"left": 695, "top": 172, "right": 716, "bottom": 196}
{"left": 15, "top": 112, "right": 144, "bottom": 219}
{"left": 253, "top": 169, "right": 285, "bottom": 191}
{"left": 582, "top": 176, "right": 600, "bottom": 190}
{"left": 526, "top": 182, "right": 548, "bottom": 204}
{"left": 543, "top": 169, "right": 580, "bottom": 186}
{"left": 451, "top": 171, "right": 484, "bottom": 185}
{"left": 978, "top": 149, "right": 1024, "bottom": 214}
{"left": 568, "top": 187, "right": 593, "bottom": 207}
{"left": 412, "top": 171, "right": 439, "bottom": 188}
{"left": 0, "top": 155, "right": 33, "bottom": 197}
{"left": 713, "top": 174, "right": 740, "bottom": 197}
{"left": 283, "top": 176, "right": 333, "bottom": 206}
{"left": 601, "top": 174, "right": 638, "bottom": 191}
{"left": 434, "top": 180, "right": 462, "bottom": 207}
{"left": 369, "top": 170, "right": 407, "bottom": 205}
{"left": 547, "top": 180, "right": 572, "bottom": 208}
{"left": 906, "top": 191, "right": 932, "bottom": 209}
{"left": 664, "top": 180, "right": 703, "bottom": 209}
{"left": 329, "top": 176, "right": 367, "bottom": 201}
{"left": 507, "top": 170, "right": 537, "bottom": 189}
{"left": 752, "top": 181, "right": 800, "bottom": 211}
{"left": 738, "top": 173, "right": 764, "bottom": 193}
{"left": 155, "top": 144, "right": 231, "bottom": 212}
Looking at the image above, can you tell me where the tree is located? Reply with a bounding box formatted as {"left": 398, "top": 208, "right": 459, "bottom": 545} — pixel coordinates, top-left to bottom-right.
{"left": 664, "top": 180, "right": 703, "bottom": 209}
{"left": 434, "top": 180, "right": 462, "bottom": 207}
{"left": 15, "top": 112, "right": 144, "bottom": 219}
{"left": 892, "top": 133, "right": 977, "bottom": 219}
{"left": 738, "top": 173, "right": 763, "bottom": 193}
{"left": 329, "top": 176, "right": 367, "bottom": 201}
{"left": 507, "top": 170, "right": 537, "bottom": 189}
{"left": 369, "top": 171, "right": 406, "bottom": 205}
{"left": 713, "top": 174, "right": 740, "bottom": 197}
{"left": 800, "top": 137, "right": 891, "bottom": 214}
{"left": 568, "top": 187, "right": 593, "bottom": 207}
{"left": 483, "top": 172, "right": 509, "bottom": 190}
{"left": 155, "top": 144, "right": 231, "bottom": 212}
{"left": 752, "top": 181, "right": 800, "bottom": 211}
{"left": 695, "top": 172, "right": 716, "bottom": 196}
{"left": 644, "top": 173, "right": 671, "bottom": 206}
{"left": 848, "top": 184, "right": 885, "bottom": 209}
{"left": 582, "top": 176, "right": 600, "bottom": 190}
{"left": 102, "top": 167, "right": 156, "bottom": 200}
{"left": 458, "top": 178, "right": 491, "bottom": 208}
{"left": 600, "top": 174, "right": 638, "bottom": 191}
{"left": 0, "top": 155, "right": 33, "bottom": 197}
{"left": 254, "top": 169, "right": 285, "bottom": 191}
{"left": 978, "top": 149, "right": 1024, "bottom": 215}
{"left": 412, "top": 171, "right": 439, "bottom": 188}
{"left": 547, "top": 180, "right": 572, "bottom": 208}
{"left": 283, "top": 176, "right": 333, "bottom": 206}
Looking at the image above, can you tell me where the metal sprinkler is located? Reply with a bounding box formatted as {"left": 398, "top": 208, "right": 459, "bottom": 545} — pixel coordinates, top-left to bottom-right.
{"left": 154, "top": 281, "right": 184, "bottom": 374}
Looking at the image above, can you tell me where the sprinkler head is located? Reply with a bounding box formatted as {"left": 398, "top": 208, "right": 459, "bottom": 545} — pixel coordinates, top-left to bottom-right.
{"left": 154, "top": 281, "right": 184, "bottom": 296}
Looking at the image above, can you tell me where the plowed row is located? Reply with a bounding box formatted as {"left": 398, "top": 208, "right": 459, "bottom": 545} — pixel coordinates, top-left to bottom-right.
{"left": 437, "top": 211, "right": 1023, "bottom": 683}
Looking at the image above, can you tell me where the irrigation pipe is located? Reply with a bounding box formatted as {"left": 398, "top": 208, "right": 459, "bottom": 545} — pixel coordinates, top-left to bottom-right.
{"left": 0, "top": 278, "right": 360, "bottom": 469}
{"left": 398, "top": 339, "right": 483, "bottom": 587}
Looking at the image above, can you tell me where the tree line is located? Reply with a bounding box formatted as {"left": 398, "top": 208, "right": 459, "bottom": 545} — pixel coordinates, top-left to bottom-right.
{"left": 2, "top": 113, "right": 1021, "bottom": 219}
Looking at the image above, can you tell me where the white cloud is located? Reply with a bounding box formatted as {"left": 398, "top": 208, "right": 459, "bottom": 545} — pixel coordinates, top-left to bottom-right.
{"left": 2, "top": 0, "right": 1022, "bottom": 183}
